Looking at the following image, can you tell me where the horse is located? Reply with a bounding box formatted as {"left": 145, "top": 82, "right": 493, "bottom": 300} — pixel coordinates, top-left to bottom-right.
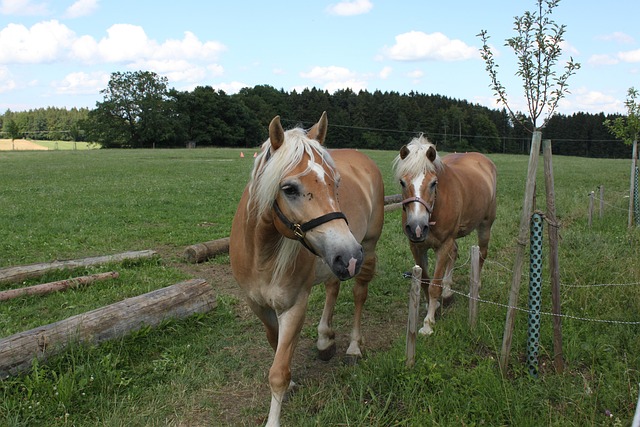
{"left": 229, "top": 112, "right": 385, "bottom": 427}
{"left": 392, "top": 135, "right": 497, "bottom": 336}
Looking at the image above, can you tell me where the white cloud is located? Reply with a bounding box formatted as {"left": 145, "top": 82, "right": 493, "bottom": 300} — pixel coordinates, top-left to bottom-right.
{"left": 618, "top": 49, "right": 640, "bottom": 63}
{"left": 0, "top": 0, "right": 48, "bottom": 15}
{"left": 0, "top": 20, "right": 76, "bottom": 63}
{"left": 210, "top": 81, "right": 249, "bottom": 94}
{"left": 588, "top": 54, "right": 618, "bottom": 66}
{"left": 382, "top": 31, "right": 478, "bottom": 62}
{"left": 51, "top": 71, "right": 108, "bottom": 95}
{"left": 0, "top": 65, "right": 17, "bottom": 92}
{"left": 326, "top": 0, "right": 372, "bottom": 16}
{"left": 300, "top": 66, "right": 366, "bottom": 93}
{"left": 301, "top": 65, "right": 355, "bottom": 81}
{"left": 407, "top": 70, "right": 423, "bottom": 79}
{"left": 597, "top": 32, "right": 635, "bottom": 45}
{"left": 379, "top": 66, "right": 392, "bottom": 79}
{"left": 64, "top": 0, "right": 99, "bottom": 19}
{"left": 568, "top": 87, "right": 624, "bottom": 115}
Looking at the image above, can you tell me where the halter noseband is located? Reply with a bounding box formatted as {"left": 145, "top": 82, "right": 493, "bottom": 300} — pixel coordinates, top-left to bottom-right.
{"left": 273, "top": 201, "right": 348, "bottom": 256}
{"left": 401, "top": 196, "right": 434, "bottom": 214}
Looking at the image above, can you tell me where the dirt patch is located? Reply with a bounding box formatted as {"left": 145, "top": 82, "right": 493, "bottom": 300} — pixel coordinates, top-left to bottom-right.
{"left": 0, "top": 139, "right": 48, "bottom": 151}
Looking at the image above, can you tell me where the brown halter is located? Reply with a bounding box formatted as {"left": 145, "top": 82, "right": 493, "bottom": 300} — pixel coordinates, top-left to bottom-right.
{"left": 273, "top": 201, "right": 348, "bottom": 256}
{"left": 401, "top": 196, "right": 434, "bottom": 214}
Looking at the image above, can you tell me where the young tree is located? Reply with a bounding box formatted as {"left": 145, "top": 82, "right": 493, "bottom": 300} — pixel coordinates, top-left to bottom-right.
{"left": 478, "top": 0, "right": 580, "bottom": 132}
{"left": 604, "top": 87, "right": 640, "bottom": 146}
{"left": 477, "top": 0, "right": 580, "bottom": 374}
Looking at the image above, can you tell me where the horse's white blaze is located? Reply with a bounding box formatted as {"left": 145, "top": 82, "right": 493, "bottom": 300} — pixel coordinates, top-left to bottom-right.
{"left": 309, "top": 161, "right": 326, "bottom": 183}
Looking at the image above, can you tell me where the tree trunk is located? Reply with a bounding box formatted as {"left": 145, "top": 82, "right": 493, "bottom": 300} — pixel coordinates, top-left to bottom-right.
{"left": 0, "top": 278, "right": 215, "bottom": 377}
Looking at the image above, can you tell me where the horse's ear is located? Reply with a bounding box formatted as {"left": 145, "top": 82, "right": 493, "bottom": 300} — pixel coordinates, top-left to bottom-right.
{"left": 307, "top": 111, "right": 328, "bottom": 145}
{"left": 269, "top": 115, "right": 285, "bottom": 150}
{"left": 399, "top": 145, "right": 410, "bottom": 160}
{"left": 426, "top": 145, "right": 437, "bottom": 163}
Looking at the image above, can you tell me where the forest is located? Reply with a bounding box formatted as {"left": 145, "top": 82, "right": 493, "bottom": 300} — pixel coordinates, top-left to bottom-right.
{"left": 0, "top": 71, "right": 633, "bottom": 158}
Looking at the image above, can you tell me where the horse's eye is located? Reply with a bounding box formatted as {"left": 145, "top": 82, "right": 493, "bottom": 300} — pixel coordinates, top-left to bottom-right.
{"left": 282, "top": 185, "right": 299, "bottom": 197}
{"left": 400, "top": 179, "right": 406, "bottom": 188}
{"left": 430, "top": 180, "right": 438, "bottom": 191}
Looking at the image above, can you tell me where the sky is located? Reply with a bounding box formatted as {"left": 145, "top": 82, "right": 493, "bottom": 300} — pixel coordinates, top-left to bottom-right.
{"left": 0, "top": 0, "right": 639, "bottom": 116}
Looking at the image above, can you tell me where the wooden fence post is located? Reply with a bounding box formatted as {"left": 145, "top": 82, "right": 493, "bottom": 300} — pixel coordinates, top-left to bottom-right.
{"left": 599, "top": 185, "right": 604, "bottom": 219}
{"left": 629, "top": 140, "right": 638, "bottom": 228}
{"left": 469, "top": 246, "right": 480, "bottom": 331}
{"left": 500, "top": 130, "right": 542, "bottom": 374}
{"left": 406, "top": 265, "right": 422, "bottom": 368}
{"left": 543, "top": 139, "right": 564, "bottom": 374}
{"left": 588, "top": 191, "right": 594, "bottom": 227}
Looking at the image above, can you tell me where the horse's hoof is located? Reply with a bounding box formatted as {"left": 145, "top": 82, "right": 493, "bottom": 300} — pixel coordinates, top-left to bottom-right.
{"left": 318, "top": 343, "right": 336, "bottom": 361}
{"left": 342, "top": 353, "right": 362, "bottom": 366}
{"left": 419, "top": 325, "right": 434, "bottom": 336}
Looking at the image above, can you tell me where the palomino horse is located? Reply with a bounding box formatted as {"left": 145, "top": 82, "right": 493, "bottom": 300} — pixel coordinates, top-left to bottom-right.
{"left": 230, "top": 112, "right": 384, "bottom": 426}
{"left": 393, "top": 135, "right": 497, "bottom": 336}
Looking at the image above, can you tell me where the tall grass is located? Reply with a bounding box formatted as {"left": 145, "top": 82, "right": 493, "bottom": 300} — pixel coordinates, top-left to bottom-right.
{"left": 1, "top": 147, "right": 639, "bottom": 426}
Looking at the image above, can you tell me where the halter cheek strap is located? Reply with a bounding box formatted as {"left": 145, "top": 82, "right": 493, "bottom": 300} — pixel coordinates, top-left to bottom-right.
{"left": 273, "top": 201, "right": 348, "bottom": 256}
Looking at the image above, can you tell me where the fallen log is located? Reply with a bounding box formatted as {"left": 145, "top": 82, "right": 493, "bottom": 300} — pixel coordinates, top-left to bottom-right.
{"left": 384, "top": 194, "right": 402, "bottom": 204}
{"left": 0, "top": 271, "right": 119, "bottom": 302}
{"left": 0, "top": 250, "right": 157, "bottom": 285}
{"left": 0, "top": 278, "right": 215, "bottom": 377}
{"left": 183, "top": 237, "right": 230, "bottom": 263}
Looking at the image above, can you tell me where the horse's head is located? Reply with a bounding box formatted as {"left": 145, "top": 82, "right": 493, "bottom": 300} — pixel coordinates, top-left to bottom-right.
{"left": 392, "top": 135, "right": 442, "bottom": 243}
{"left": 250, "top": 112, "right": 363, "bottom": 281}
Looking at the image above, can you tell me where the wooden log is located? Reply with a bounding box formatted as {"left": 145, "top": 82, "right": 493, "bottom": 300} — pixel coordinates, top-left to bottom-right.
{"left": 0, "top": 271, "right": 119, "bottom": 301}
{"left": 183, "top": 237, "right": 230, "bottom": 263}
{"left": 0, "top": 250, "right": 157, "bottom": 285}
{"left": 384, "top": 203, "right": 402, "bottom": 212}
{"left": 405, "top": 265, "right": 421, "bottom": 368}
{"left": 0, "top": 278, "right": 215, "bottom": 378}
{"left": 384, "top": 194, "right": 402, "bottom": 205}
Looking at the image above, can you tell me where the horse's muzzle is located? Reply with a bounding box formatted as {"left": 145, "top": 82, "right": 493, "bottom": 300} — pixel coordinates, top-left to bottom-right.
{"left": 331, "top": 246, "right": 364, "bottom": 280}
{"left": 405, "top": 221, "right": 430, "bottom": 243}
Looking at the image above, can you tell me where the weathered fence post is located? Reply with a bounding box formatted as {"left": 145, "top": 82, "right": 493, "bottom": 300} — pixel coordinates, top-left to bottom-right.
{"left": 629, "top": 140, "right": 638, "bottom": 228}
{"left": 469, "top": 245, "right": 480, "bottom": 331}
{"left": 527, "top": 212, "right": 544, "bottom": 378}
{"left": 635, "top": 166, "right": 639, "bottom": 227}
{"left": 543, "top": 139, "right": 563, "bottom": 374}
{"left": 406, "top": 265, "right": 422, "bottom": 368}
{"left": 500, "top": 130, "right": 542, "bottom": 374}
{"left": 599, "top": 185, "right": 604, "bottom": 219}
{"left": 588, "top": 191, "right": 595, "bottom": 227}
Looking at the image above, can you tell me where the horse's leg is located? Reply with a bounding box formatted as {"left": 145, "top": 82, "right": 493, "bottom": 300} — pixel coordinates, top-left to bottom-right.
{"left": 419, "top": 239, "right": 455, "bottom": 336}
{"left": 266, "top": 299, "right": 309, "bottom": 427}
{"left": 441, "top": 241, "right": 458, "bottom": 300}
{"left": 317, "top": 278, "right": 339, "bottom": 361}
{"left": 410, "top": 243, "right": 432, "bottom": 318}
{"left": 477, "top": 220, "right": 494, "bottom": 287}
{"left": 344, "top": 252, "right": 376, "bottom": 363}
{"left": 247, "top": 300, "right": 279, "bottom": 352}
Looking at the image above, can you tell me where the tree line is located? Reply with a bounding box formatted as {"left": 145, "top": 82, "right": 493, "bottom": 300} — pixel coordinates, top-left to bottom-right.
{"left": 0, "top": 71, "right": 633, "bottom": 158}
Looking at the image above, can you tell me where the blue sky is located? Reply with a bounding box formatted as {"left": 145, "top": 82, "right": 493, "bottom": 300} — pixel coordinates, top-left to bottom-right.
{"left": 0, "top": 0, "right": 638, "bottom": 116}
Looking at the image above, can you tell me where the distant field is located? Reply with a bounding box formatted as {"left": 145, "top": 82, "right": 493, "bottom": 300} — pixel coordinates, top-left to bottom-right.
{"left": 0, "top": 139, "right": 99, "bottom": 150}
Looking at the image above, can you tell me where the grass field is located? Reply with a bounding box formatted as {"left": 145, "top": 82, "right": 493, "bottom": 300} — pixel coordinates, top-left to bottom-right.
{"left": 1, "top": 146, "right": 639, "bottom": 426}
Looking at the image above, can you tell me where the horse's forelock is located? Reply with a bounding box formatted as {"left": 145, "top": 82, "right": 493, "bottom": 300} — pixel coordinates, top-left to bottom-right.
{"left": 393, "top": 135, "right": 442, "bottom": 181}
{"left": 248, "top": 127, "right": 336, "bottom": 219}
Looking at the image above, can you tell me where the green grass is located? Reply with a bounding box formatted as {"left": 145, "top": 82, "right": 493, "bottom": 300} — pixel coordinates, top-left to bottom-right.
{"left": 1, "top": 147, "right": 639, "bottom": 426}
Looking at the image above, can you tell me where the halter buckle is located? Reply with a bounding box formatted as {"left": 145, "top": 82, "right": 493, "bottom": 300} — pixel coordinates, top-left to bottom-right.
{"left": 292, "top": 224, "right": 305, "bottom": 239}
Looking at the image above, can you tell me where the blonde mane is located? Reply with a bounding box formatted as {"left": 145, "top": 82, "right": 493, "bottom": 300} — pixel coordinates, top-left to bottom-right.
{"left": 247, "top": 126, "right": 338, "bottom": 283}
{"left": 392, "top": 134, "right": 444, "bottom": 181}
